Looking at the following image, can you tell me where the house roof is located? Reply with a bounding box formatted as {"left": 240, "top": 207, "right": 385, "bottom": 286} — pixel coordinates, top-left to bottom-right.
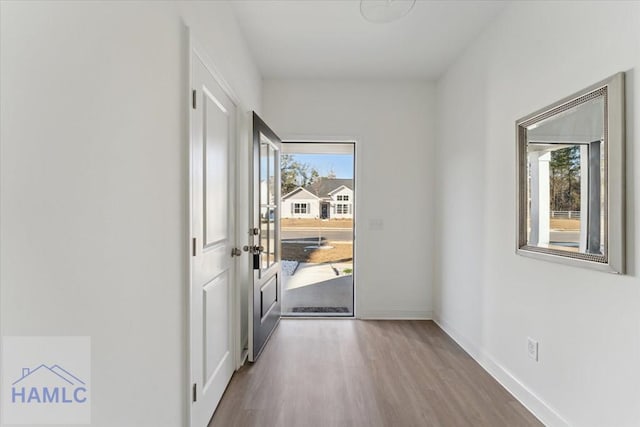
{"left": 281, "top": 186, "right": 320, "bottom": 200}
{"left": 303, "top": 178, "right": 353, "bottom": 198}
{"left": 327, "top": 184, "right": 351, "bottom": 196}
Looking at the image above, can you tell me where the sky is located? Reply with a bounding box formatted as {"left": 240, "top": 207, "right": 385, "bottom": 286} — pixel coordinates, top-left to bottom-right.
{"left": 289, "top": 154, "right": 354, "bottom": 179}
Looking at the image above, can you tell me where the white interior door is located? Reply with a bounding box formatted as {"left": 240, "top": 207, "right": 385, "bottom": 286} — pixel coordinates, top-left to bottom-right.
{"left": 190, "top": 48, "right": 237, "bottom": 426}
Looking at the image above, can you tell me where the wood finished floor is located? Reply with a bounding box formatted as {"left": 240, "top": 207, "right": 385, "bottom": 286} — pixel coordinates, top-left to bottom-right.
{"left": 209, "top": 320, "right": 542, "bottom": 427}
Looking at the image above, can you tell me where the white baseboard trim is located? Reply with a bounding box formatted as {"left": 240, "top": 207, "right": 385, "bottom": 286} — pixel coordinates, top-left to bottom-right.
{"left": 238, "top": 337, "right": 248, "bottom": 368}
{"left": 433, "top": 315, "right": 570, "bottom": 427}
{"left": 357, "top": 309, "right": 433, "bottom": 320}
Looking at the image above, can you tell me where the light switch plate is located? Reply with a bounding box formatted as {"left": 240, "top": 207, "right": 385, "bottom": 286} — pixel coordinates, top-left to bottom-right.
{"left": 527, "top": 337, "right": 539, "bottom": 361}
{"left": 368, "top": 218, "right": 384, "bottom": 231}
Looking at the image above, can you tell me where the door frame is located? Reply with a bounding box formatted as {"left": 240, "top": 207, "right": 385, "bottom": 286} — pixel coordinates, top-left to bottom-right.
{"left": 279, "top": 135, "right": 360, "bottom": 318}
{"left": 187, "top": 30, "right": 245, "bottom": 426}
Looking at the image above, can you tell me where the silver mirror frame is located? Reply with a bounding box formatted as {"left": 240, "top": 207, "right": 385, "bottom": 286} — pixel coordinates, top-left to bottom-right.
{"left": 516, "top": 72, "right": 625, "bottom": 274}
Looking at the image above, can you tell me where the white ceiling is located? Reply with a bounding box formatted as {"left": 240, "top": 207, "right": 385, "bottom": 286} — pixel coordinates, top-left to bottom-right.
{"left": 231, "top": 0, "right": 509, "bottom": 80}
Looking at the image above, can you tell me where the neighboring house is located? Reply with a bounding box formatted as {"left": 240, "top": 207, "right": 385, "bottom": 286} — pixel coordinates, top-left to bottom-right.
{"left": 282, "top": 178, "right": 353, "bottom": 219}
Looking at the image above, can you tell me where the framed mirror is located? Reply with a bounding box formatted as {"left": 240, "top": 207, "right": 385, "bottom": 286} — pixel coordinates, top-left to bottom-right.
{"left": 516, "top": 73, "right": 625, "bottom": 273}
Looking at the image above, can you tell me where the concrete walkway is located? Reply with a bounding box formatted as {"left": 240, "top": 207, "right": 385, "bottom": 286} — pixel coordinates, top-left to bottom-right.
{"left": 282, "top": 262, "right": 353, "bottom": 314}
{"left": 284, "top": 262, "right": 333, "bottom": 290}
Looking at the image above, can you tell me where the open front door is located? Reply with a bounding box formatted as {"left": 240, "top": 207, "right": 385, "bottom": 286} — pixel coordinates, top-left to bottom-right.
{"left": 248, "top": 112, "right": 282, "bottom": 361}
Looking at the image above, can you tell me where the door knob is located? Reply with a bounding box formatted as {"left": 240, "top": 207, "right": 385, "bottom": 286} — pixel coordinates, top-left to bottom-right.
{"left": 242, "top": 245, "right": 263, "bottom": 254}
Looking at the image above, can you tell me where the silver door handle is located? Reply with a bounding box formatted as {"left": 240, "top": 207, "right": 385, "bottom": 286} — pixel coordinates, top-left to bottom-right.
{"left": 242, "top": 245, "right": 264, "bottom": 254}
{"left": 231, "top": 248, "right": 242, "bottom": 257}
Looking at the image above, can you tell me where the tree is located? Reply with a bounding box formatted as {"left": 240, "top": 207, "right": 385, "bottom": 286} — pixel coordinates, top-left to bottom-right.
{"left": 280, "top": 154, "right": 319, "bottom": 195}
{"left": 550, "top": 146, "right": 581, "bottom": 212}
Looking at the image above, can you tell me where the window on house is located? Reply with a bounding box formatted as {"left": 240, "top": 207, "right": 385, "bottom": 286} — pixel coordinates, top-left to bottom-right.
{"left": 336, "top": 204, "right": 350, "bottom": 214}
{"left": 294, "top": 203, "right": 308, "bottom": 214}
{"left": 337, "top": 195, "right": 349, "bottom": 201}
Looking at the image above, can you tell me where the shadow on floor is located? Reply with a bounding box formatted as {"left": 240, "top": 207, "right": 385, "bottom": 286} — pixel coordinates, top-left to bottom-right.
{"left": 283, "top": 274, "right": 353, "bottom": 315}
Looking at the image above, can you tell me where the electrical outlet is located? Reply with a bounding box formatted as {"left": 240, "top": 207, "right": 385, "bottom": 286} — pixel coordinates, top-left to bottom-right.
{"left": 527, "top": 337, "right": 539, "bottom": 361}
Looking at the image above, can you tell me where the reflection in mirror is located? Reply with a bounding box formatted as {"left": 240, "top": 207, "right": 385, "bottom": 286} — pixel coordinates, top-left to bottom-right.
{"left": 259, "top": 133, "right": 279, "bottom": 271}
{"left": 517, "top": 73, "right": 625, "bottom": 273}
{"left": 260, "top": 139, "right": 268, "bottom": 207}
{"left": 268, "top": 144, "right": 276, "bottom": 206}
{"left": 260, "top": 206, "right": 269, "bottom": 270}
{"left": 526, "top": 94, "right": 605, "bottom": 255}
{"left": 267, "top": 210, "right": 275, "bottom": 267}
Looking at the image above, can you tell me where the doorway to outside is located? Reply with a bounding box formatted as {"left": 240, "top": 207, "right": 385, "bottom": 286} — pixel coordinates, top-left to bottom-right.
{"left": 280, "top": 142, "right": 355, "bottom": 316}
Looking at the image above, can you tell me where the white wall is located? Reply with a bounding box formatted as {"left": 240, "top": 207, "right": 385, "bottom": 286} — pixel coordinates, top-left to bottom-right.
{"left": 0, "top": 1, "right": 261, "bottom": 426}
{"left": 434, "top": 2, "right": 640, "bottom": 426}
{"left": 264, "top": 80, "right": 435, "bottom": 319}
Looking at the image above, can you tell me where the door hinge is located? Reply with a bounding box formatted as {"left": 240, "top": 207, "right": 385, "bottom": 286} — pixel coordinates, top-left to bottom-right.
{"left": 192, "top": 237, "right": 197, "bottom": 257}
{"left": 192, "top": 89, "right": 197, "bottom": 109}
{"left": 192, "top": 383, "right": 197, "bottom": 402}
